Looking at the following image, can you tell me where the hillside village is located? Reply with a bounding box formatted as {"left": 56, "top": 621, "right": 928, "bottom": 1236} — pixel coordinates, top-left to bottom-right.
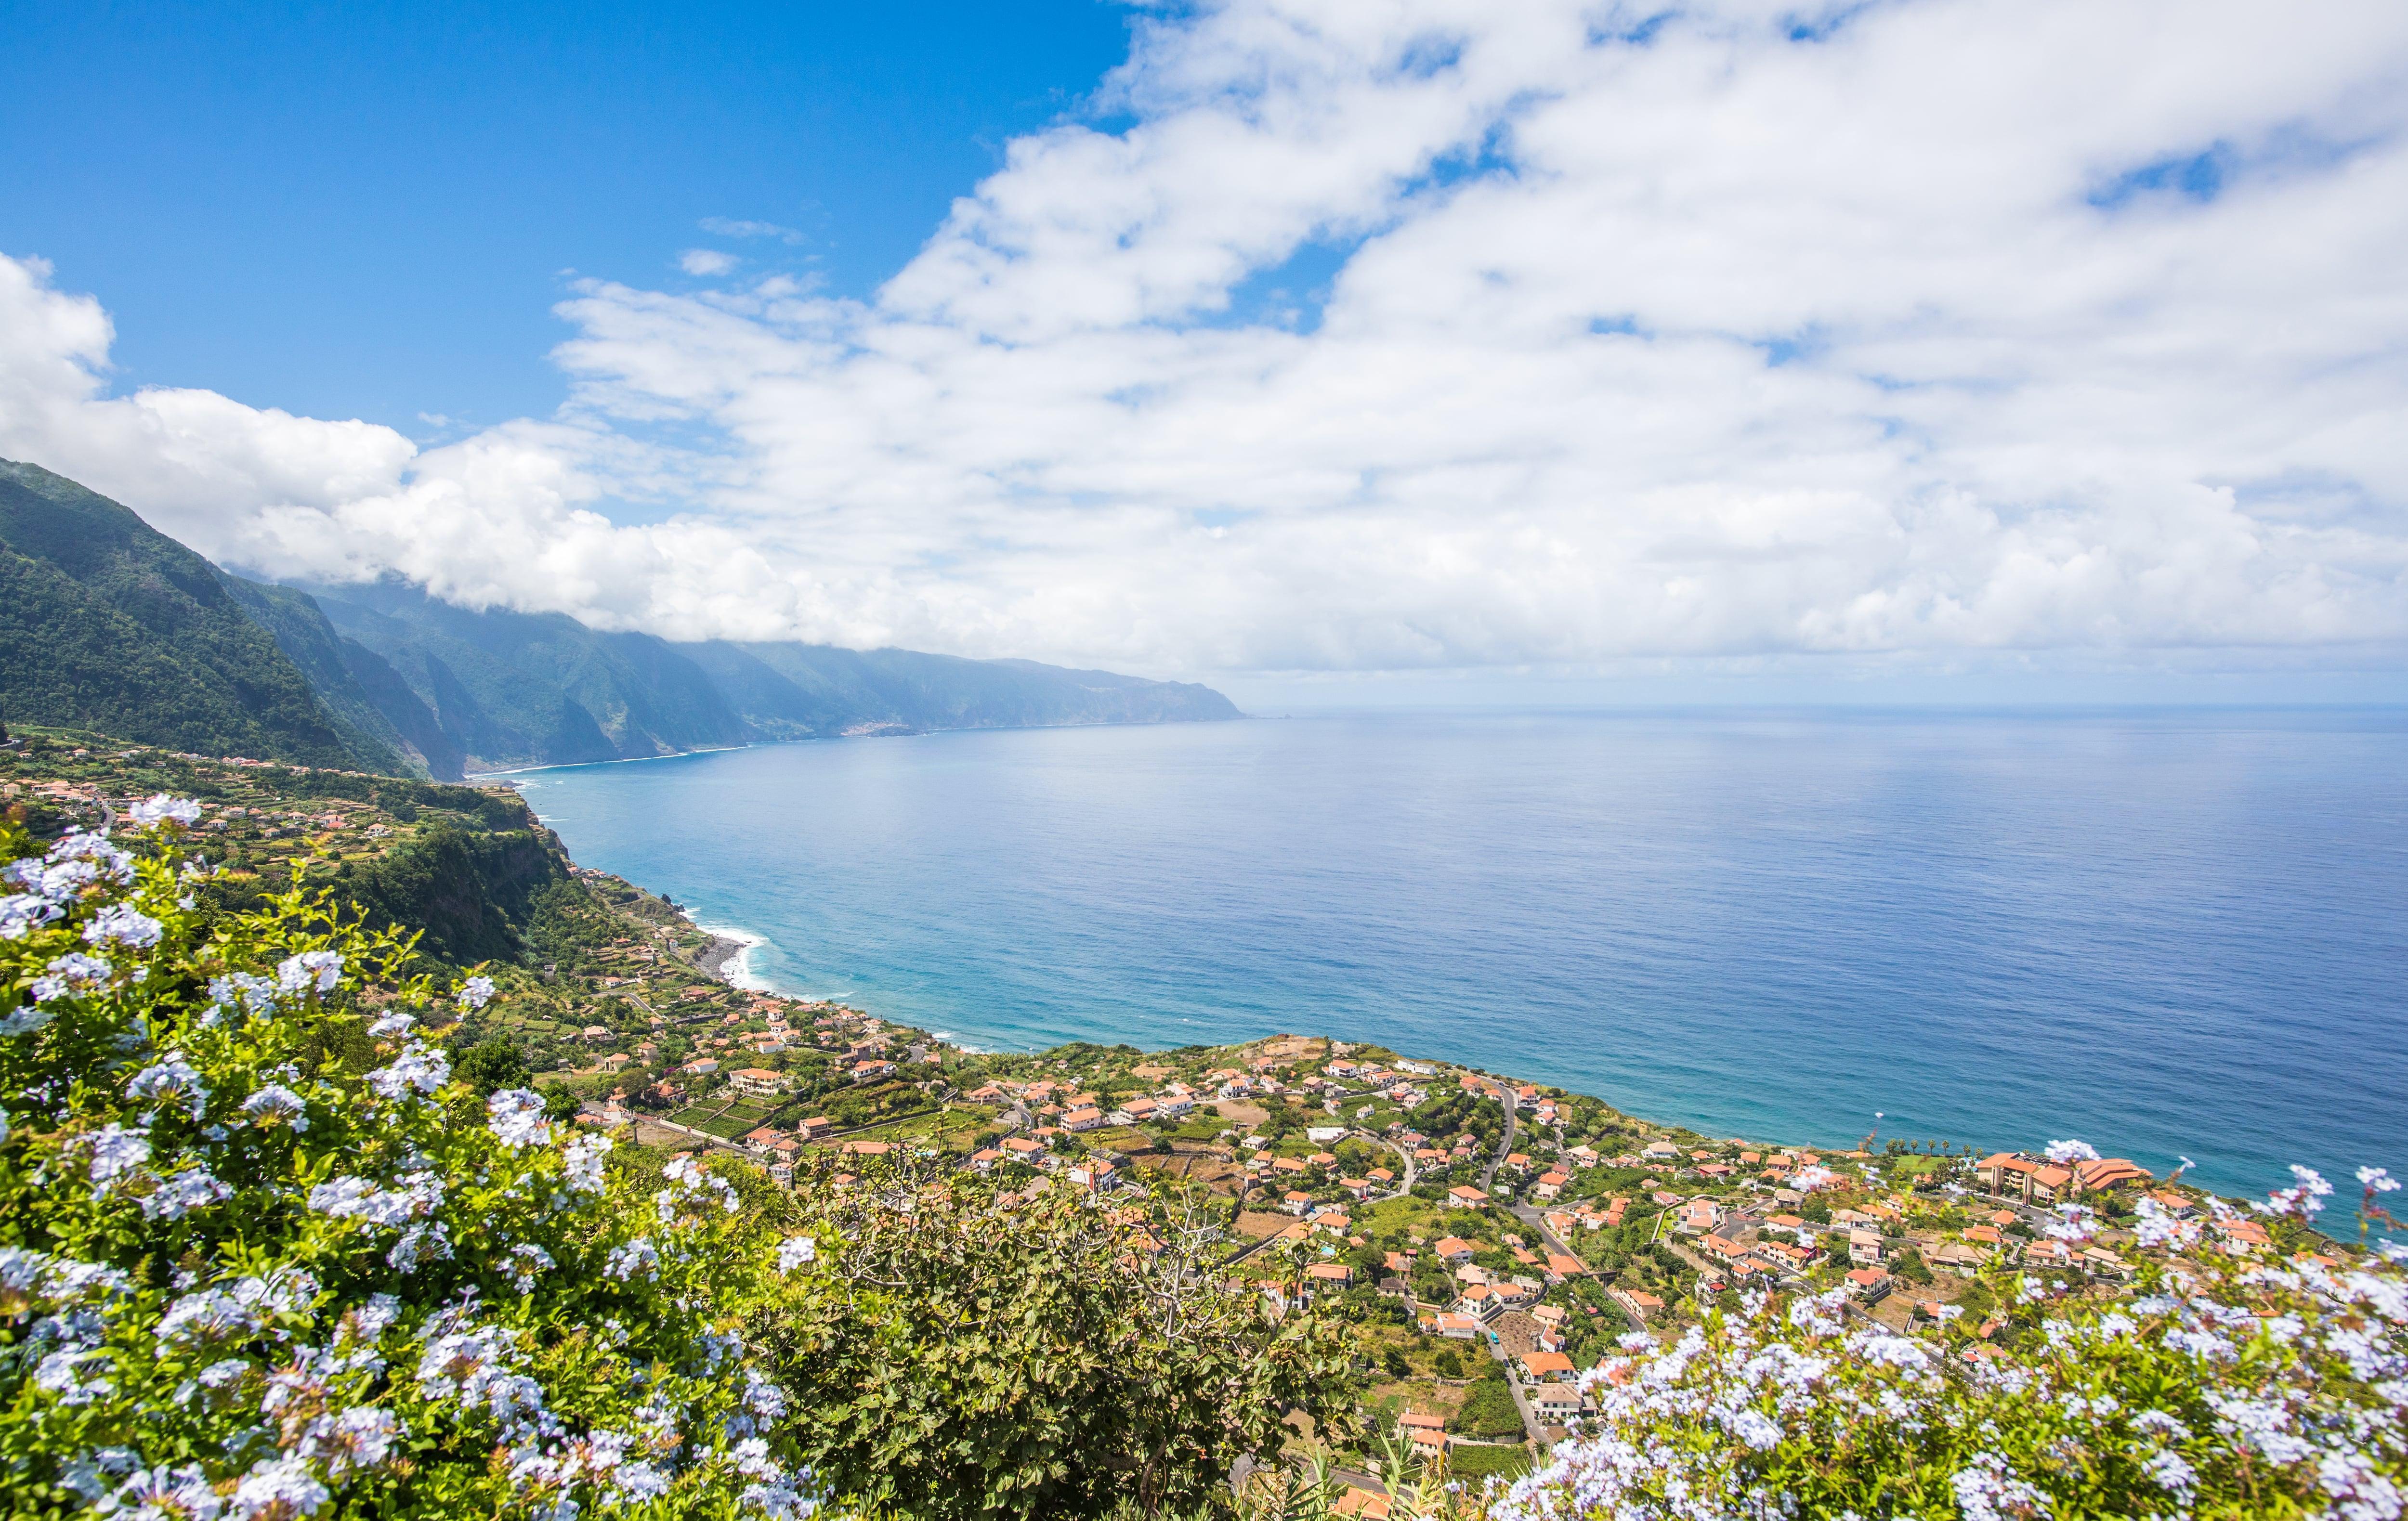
{"left": 0, "top": 725, "right": 2337, "bottom": 1487}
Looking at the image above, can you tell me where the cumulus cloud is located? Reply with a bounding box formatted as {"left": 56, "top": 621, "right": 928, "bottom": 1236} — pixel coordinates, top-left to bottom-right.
{"left": 677, "top": 248, "right": 740, "bottom": 276}
{"left": 4, "top": 0, "right": 2407, "bottom": 677}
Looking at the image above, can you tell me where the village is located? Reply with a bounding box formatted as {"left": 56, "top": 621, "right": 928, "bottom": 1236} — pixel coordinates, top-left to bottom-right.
{"left": 1, "top": 736, "right": 2317, "bottom": 1492}
{"left": 544, "top": 958, "right": 2237, "bottom": 1486}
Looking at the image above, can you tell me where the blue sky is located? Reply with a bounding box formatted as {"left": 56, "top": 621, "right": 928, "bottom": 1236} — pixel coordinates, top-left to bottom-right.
{"left": 1, "top": 1, "right": 2403, "bottom": 692}
{"left": 0, "top": 0, "right": 1127, "bottom": 430}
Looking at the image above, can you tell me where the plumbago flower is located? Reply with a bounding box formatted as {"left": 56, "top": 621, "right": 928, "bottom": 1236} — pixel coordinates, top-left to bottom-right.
{"left": 0, "top": 808, "right": 823, "bottom": 1519}
{"left": 1501, "top": 1186, "right": 2408, "bottom": 1521}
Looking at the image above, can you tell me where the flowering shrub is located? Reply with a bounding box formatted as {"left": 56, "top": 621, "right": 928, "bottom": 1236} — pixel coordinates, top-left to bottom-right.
{"left": 0, "top": 805, "right": 818, "bottom": 1519}
{"left": 1502, "top": 1182, "right": 2406, "bottom": 1521}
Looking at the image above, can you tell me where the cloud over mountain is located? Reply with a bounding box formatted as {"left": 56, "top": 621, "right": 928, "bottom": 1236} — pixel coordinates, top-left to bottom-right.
{"left": 5, "top": 0, "right": 2407, "bottom": 678}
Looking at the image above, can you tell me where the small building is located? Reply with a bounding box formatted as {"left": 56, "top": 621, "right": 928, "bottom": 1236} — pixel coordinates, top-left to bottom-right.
{"left": 2073, "top": 1157, "right": 2154, "bottom": 1196}
{"left": 730, "top": 1067, "right": 784, "bottom": 1098}
{"left": 1530, "top": 1384, "right": 1584, "bottom": 1424}
{"left": 1929, "top": 1241, "right": 1989, "bottom": 1277}
{"left": 1519, "top": 1350, "right": 1575, "bottom": 1382}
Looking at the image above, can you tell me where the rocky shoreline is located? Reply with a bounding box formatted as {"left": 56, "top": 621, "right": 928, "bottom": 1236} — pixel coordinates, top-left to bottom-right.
{"left": 693, "top": 933, "right": 749, "bottom": 983}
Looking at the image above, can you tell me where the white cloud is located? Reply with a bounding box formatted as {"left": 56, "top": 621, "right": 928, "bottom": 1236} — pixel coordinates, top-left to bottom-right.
{"left": 698, "top": 217, "right": 808, "bottom": 245}
{"left": 677, "top": 248, "right": 740, "bottom": 276}
{"left": 4, "top": 0, "right": 2407, "bottom": 680}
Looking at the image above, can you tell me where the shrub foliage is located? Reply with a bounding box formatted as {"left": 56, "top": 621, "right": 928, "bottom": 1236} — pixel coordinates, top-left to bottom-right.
{"left": 0, "top": 804, "right": 1356, "bottom": 1521}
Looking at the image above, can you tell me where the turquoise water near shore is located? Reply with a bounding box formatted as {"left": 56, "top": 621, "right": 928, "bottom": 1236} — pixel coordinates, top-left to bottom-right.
{"left": 506, "top": 709, "right": 2408, "bottom": 1202}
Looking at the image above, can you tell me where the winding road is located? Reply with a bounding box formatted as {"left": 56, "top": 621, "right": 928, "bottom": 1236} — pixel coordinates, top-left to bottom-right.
{"left": 1478, "top": 1081, "right": 1519, "bottom": 1193}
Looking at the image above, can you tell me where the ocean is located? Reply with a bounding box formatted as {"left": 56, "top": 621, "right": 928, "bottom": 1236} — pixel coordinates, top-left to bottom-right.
{"left": 503, "top": 708, "right": 2408, "bottom": 1204}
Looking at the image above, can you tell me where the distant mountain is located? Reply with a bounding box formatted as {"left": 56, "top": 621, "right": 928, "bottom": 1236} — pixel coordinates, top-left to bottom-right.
{"left": 0, "top": 459, "right": 1239, "bottom": 783}
{"left": 217, "top": 575, "right": 460, "bottom": 779}
{"left": 679, "top": 640, "right": 1243, "bottom": 741}
{"left": 0, "top": 459, "right": 405, "bottom": 773}
{"left": 301, "top": 578, "right": 1241, "bottom": 777}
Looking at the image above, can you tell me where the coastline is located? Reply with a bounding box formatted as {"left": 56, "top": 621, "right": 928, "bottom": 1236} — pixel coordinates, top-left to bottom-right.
{"left": 468, "top": 713, "right": 1255, "bottom": 783}
{"left": 498, "top": 709, "right": 2408, "bottom": 1204}
{"left": 690, "top": 923, "right": 771, "bottom": 990}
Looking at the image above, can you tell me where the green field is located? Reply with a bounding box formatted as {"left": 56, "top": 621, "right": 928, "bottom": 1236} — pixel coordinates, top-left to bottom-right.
{"left": 701, "top": 1115, "right": 755, "bottom": 1140}
{"left": 667, "top": 1105, "right": 721, "bottom": 1128}
{"left": 1446, "top": 1443, "right": 1533, "bottom": 1482}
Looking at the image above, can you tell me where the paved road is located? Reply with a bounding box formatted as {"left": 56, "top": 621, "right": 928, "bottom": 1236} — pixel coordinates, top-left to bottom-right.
{"left": 1463, "top": 1321, "right": 1551, "bottom": 1446}
{"left": 1511, "top": 1204, "right": 1578, "bottom": 1260}
{"left": 1478, "top": 1084, "right": 1519, "bottom": 1193}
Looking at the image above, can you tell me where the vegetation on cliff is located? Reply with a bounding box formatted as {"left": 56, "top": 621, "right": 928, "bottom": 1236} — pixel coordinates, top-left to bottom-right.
{"left": 0, "top": 802, "right": 1355, "bottom": 1520}
{"left": 0, "top": 461, "right": 396, "bottom": 774}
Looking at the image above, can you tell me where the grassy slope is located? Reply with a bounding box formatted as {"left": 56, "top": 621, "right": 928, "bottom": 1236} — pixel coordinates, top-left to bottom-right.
{"left": 0, "top": 460, "right": 396, "bottom": 772}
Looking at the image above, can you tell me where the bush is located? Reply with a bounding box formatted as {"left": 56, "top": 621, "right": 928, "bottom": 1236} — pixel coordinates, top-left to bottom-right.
{"left": 1, "top": 804, "right": 1362, "bottom": 1521}
{"left": 1443, "top": 1443, "right": 1532, "bottom": 1482}
{"left": 0, "top": 809, "right": 811, "bottom": 1519}
{"left": 748, "top": 1164, "right": 1358, "bottom": 1521}
{"left": 1448, "top": 1373, "right": 1525, "bottom": 1440}
{"left": 1504, "top": 1186, "right": 2408, "bottom": 1521}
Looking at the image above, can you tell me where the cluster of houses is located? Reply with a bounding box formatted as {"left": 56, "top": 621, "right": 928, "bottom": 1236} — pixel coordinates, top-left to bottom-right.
{"left": 1608, "top": 1144, "right": 2169, "bottom": 1309}
{"left": 959, "top": 1074, "right": 1201, "bottom": 1130}
{"left": 1404, "top": 1228, "right": 1590, "bottom": 1343}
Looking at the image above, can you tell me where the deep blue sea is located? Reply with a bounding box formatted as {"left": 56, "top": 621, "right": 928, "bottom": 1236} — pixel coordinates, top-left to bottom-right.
{"left": 504, "top": 709, "right": 2408, "bottom": 1204}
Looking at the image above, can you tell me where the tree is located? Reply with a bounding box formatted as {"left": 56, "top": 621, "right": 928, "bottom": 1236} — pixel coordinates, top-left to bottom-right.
{"left": 452, "top": 1032, "right": 531, "bottom": 1094}
{"left": 748, "top": 1161, "right": 1359, "bottom": 1521}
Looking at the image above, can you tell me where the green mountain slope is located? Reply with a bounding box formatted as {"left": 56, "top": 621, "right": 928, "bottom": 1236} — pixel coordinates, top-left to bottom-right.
{"left": 301, "top": 580, "right": 750, "bottom": 774}
{"left": 0, "top": 459, "right": 397, "bottom": 772}
{"left": 0, "top": 459, "right": 1237, "bottom": 780}
{"left": 218, "top": 575, "right": 434, "bottom": 777}
{"left": 302, "top": 579, "right": 1240, "bottom": 772}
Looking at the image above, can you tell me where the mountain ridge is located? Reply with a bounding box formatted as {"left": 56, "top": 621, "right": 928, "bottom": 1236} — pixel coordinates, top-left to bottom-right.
{"left": 293, "top": 575, "right": 1240, "bottom": 777}
{"left": 0, "top": 458, "right": 405, "bottom": 773}
{"left": 0, "top": 459, "right": 1240, "bottom": 782}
